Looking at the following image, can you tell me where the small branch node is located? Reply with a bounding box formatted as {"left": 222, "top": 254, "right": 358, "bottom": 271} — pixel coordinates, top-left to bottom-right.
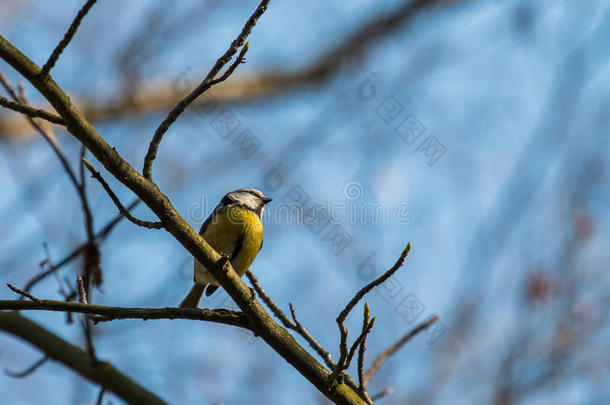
{"left": 76, "top": 275, "right": 88, "bottom": 304}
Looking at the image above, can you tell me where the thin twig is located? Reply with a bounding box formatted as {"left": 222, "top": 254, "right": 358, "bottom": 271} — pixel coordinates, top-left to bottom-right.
{"left": 246, "top": 272, "right": 368, "bottom": 400}
{"left": 2, "top": 75, "right": 94, "bottom": 244}
{"left": 0, "top": 71, "right": 21, "bottom": 100}
{"left": 370, "top": 387, "right": 394, "bottom": 401}
{"left": 1, "top": 72, "right": 103, "bottom": 300}
{"left": 81, "top": 316, "right": 97, "bottom": 360}
{"left": 4, "top": 355, "right": 49, "bottom": 378}
{"left": 338, "top": 242, "right": 412, "bottom": 326}
{"left": 1, "top": 75, "right": 100, "bottom": 290}
{"left": 0, "top": 72, "right": 80, "bottom": 191}
{"left": 78, "top": 146, "right": 101, "bottom": 292}
{"left": 333, "top": 243, "right": 412, "bottom": 383}
{"left": 81, "top": 158, "right": 164, "bottom": 229}
{"left": 79, "top": 145, "right": 95, "bottom": 244}
{"left": 357, "top": 303, "right": 374, "bottom": 404}
{"left": 246, "top": 270, "right": 336, "bottom": 369}
{"left": 246, "top": 269, "right": 295, "bottom": 327}
{"left": 96, "top": 387, "right": 106, "bottom": 405}
{"left": 329, "top": 315, "right": 375, "bottom": 385}
{"left": 0, "top": 298, "right": 250, "bottom": 329}
{"left": 9, "top": 79, "right": 100, "bottom": 369}
{"left": 357, "top": 335, "right": 367, "bottom": 389}
{"left": 7, "top": 283, "right": 42, "bottom": 304}
{"left": 358, "top": 346, "right": 373, "bottom": 405}
{"left": 22, "top": 199, "right": 140, "bottom": 294}
{"left": 289, "top": 303, "right": 337, "bottom": 369}
{"left": 17, "top": 81, "right": 26, "bottom": 101}
{"left": 358, "top": 303, "right": 370, "bottom": 388}
{"left": 0, "top": 95, "right": 64, "bottom": 124}
{"left": 39, "top": 0, "right": 98, "bottom": 77}
{"left": 40, "top": 243, "right": 78, "bottom": 323}
{"left": 345, "top": 317, "right": 375, "bottom": 371}
{"left": 363, "top": 315, "right": 440, "bottom": 386}
{"left": 142, "top": 0, "right": 269, "bottom": 179}
{"left": 0, "top": 0, "right": 455, "bottom": 143}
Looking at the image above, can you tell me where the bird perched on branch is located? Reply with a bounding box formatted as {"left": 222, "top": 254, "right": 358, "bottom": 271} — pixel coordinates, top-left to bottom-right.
{"left": 179, "top": 188, "right": 272, "bottom": 308}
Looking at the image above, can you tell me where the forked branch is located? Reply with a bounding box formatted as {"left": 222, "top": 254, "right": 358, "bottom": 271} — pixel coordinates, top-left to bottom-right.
{"left": 246, "top": 269, "right": 336, "bottom": 369}
{"left": 142, "top": 0, "right": 269, "bottom": 179}
{"left": 81, "top": 158, "right": 164, "bottom": 229}
{"left": 332, "top": 243, "right": 412, "bottom": 385}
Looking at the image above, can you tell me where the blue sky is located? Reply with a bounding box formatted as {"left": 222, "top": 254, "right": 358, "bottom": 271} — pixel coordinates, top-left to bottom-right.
{"left": 1, "top": 1, "right": 609, "bottom": 404}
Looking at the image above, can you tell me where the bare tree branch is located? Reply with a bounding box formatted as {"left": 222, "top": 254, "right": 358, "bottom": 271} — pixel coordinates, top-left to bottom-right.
{"left": 0, "top": 95, "right": 64, "bottom": 124}
{"left": 96, "top": 387, "right": 106, "bottom": 405}
{"left": 6, "top": 282, "right": 250, "bottom": 328}
{"left": 0, "top": 27, "right": 367, "bottom": 405}
{"left": 246, "top": 269, "right": 295, "bottom": 327}
{"left": 363, "top": 315, "right": 440, "bottom": 387}
{"left": 246, "top": 269, "right": 337, "bottom": 369}
{"left": 81, "top": 158, "right": 164, "bottom": 229}
{"left": 0, "top": 0, "right": 461, "bottom": 142}
{"left": 39, "top": 0, "right": 98, "bottom": 77}
{"left": 22, "top": 199, "right": 139, "bottom": 294}
{"left": 330, "top": 313, "right": 376, "bottom": 387}
{"left": 4, "top": 355, "right": 49, "bottom": 378}
{"left": 370, "top": 387, "right": 394, "bottom": 402}
{"left": 7, "top": 283, "right": 42, "bottom": 304}
{"left": 288, "top": 303, "right": 337, "bottom": 370}
{"left": 0, "top": 72, "right": 80, "bottom": 191}
{"left": 357, "top": 303, "right": 373, "bottom": 405}
{"left": 0, "top": 311, "right": 168, "bottom": 405}
{"left": 345, "top": 317, "right": 375, "bottom": 373}
{"left": 339, "top": 243, "right": 411, "bottom": 325}
{"left": 1, "top": 71, "right": 102, "bottom": 294}
{"left": 0, "top": 298, "right": 250, "bottom": 330}
{"left": 245, "top": 270, "right": 373, "bottom": 402}
{"left": 209, "top": 42, "right": 250, "bottom": 86}
{"left": 333, "top": 243, "right": 411, "bottom": 384}
{"left": 142, "top": 0, "right": 268, "bottom": 179}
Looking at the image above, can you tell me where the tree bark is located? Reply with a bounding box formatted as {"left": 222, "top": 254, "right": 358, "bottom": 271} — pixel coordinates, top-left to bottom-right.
{"left": 0, "top": 311, "right": 167, "bottom": 405}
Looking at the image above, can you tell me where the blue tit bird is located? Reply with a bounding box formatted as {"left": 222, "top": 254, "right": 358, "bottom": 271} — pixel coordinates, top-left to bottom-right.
{"left": 179, "top": 188, "right": 272, "bottom": 308}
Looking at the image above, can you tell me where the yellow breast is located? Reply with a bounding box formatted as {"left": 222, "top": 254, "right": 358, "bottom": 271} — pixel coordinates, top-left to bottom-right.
{"left": 199, "top": 205, "right": 264, "bottom": 277}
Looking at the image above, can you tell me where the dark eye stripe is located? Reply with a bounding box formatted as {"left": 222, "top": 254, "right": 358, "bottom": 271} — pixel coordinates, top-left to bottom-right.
{"left": 244, "top": 190, "right": 262, "bottom": 199}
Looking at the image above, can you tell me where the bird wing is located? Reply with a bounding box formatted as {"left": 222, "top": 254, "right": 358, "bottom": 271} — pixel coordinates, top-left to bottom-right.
{"left": 205, "top": 233, "right": 244, "bottom": 297}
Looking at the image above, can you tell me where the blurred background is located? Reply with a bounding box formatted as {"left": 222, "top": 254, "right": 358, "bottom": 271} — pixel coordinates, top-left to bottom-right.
{"left": 1, "top": 0, "right": 609, "bottom": 404}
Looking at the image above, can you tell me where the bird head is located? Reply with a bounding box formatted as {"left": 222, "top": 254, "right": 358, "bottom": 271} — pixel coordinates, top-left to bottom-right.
{"left": 221, "top": 188, "right": 272, "bottom": 218}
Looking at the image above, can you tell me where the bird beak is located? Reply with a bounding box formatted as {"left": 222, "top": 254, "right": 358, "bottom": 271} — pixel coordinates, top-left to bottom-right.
{"left": 262, "top": 197, "right": 273, "bottom": 204}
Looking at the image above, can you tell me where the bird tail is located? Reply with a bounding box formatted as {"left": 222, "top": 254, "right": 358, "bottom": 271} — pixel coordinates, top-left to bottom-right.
{"left": 179, "top": 283, "right": 206, "bottom": 308}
